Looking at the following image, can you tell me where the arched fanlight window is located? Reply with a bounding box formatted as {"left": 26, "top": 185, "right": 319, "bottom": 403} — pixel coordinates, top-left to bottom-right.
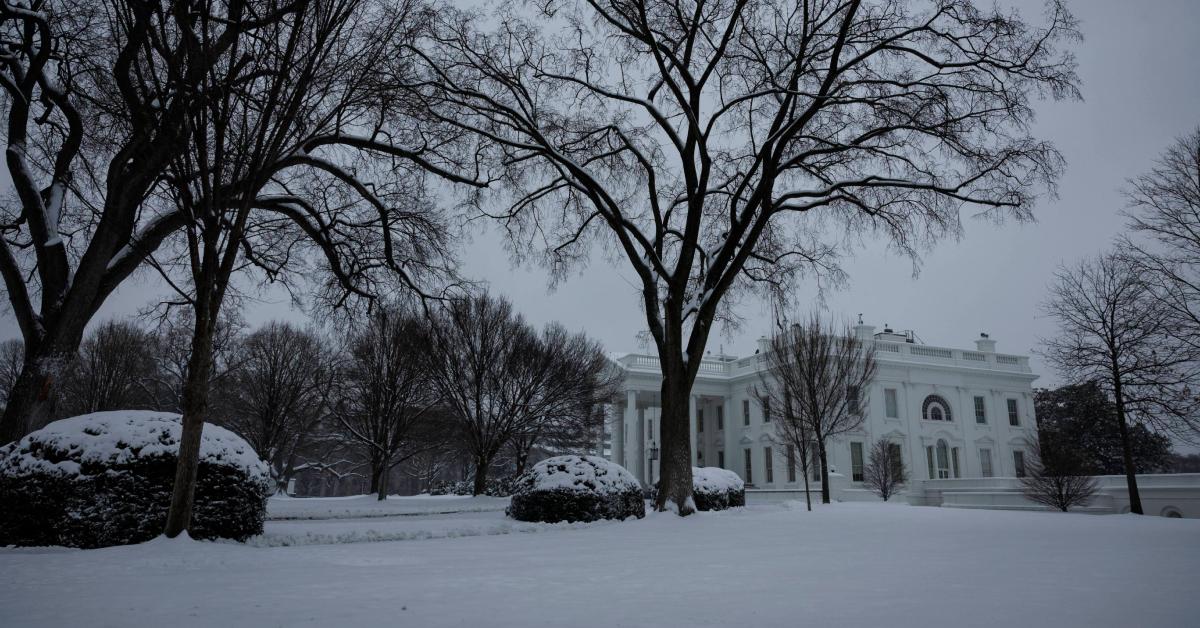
{"left": 936, "top": 439, "right": 950, "bottom": 479}
{"left": 922, "top": 395, "right": 953, "bottom": 422}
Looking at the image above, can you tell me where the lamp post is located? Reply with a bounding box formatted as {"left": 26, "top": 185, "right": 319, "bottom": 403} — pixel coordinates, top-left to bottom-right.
{"left": 648, "top": 441, "right": 660, "bottom": 486}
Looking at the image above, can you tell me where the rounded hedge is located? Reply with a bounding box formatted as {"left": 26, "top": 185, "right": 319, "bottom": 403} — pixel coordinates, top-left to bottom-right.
{"left": 0, "top": 411, "right": 271, "bottom": 548}
{"left": 506, "top": 455, "right": 644, "bottom": 523}
{"left": 691, "top": 467, "right": 745, "bottom": 511}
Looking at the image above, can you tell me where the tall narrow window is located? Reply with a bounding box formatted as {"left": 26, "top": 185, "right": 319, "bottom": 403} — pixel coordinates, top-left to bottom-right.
{"left": 887, "top": 443, "right": 903, "bottom": 476}
{"left": 926, "top": 446, "right": 935, "bottom": 480}
{"left": 1007, "top": 399, "right": 1020, "bottom": 426}
{"left": 744, "top": 448, "right": 753, "bottom": 484}
{"left": 717, "top": 450, "right": 725, "bottom": 469}
{"left": 697, "top": 407, "right": 704, "bottom": 433}
{"left": 974, "top": 396, "right": 987, "bottom": 424}
{"left": 847, "top": 386, "right": 861, "bottom": 415}
{"left": 951, "top": 447, "right": 961, "bottom": 478}
{"left": 980, "top": 448, "right": 994, "bottom": 477}
{"left": 787, "top": 445, "right": 797, "bottom": 482}
{"left": 764, "top": 447, "right": 774, "bottom": 483}
{"left": 762, "top": 398, "right": 771, "bottom": 423}
{"left": 850, "top": 442, "right": 865, "bottom": 482}
{"left": 884, "top": 388, "right": 899, "bottom": 418}
{"left": 647, "top": 419, "right": 653, "bottom": 439}
{"left": 716, "top": 406, "right": 724, "bottom": 430}
{"left": 811, "top": 441, "right": 822, "bottom": 481}
{"left": 936, "top": 439, "right": 950, "bottom": 479}
{"left": 743, "top": 399, "right": 751, "bottom": 426}
{"left": 1013, "top": 450, "right": 1026, "bottom": 478}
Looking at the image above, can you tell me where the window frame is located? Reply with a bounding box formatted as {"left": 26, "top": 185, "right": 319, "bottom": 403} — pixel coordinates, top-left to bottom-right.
{"left": 743, "top": 399, "right": 751, "bottom": 426}
{"left": 764, "top": 447, "right": 774, "bottom": 483}
{"left": 697, "top": 407, "right": 704, "bottom": 433}
{"left": 786, "top": 445, "right": 797, "bottom": 483}
{"left": 744, "top": 448, "right": 753, "bottom": 484}
{"left": 1013, "top": 450, "right": 1026, "bottom": 478}
{"left": 1007, "top": 398, "right": 1020, "bottom": 426}
{"left": 974, "top": 396, "right": 987, "bottom": 424}
{"left": 884, "top": 388, "right": 899, "bottom": 418}
{"left": 979, "top": 447, "right": 993, "bottom": 477}
{"left": 850, "top": 441, "right": 865, "bottom": 482}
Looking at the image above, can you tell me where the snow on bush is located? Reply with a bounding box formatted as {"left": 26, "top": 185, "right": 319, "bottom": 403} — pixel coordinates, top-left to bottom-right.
{"left": 428, "top": 475, "right": 517, "bottom": 497}
{"left": 691, "top": 467, "right": 745, "bottom": 511}
{"left": 506, "top": 455, "right": 644, "bottom": 523}
{"left": 646, "top": 467, "right": 746, "bottom": 511}
{"left": 0, "top": 411, "right": 271, "bottom": 548}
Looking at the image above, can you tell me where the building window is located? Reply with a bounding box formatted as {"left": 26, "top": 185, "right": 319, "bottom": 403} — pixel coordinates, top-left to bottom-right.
{"left": 935, "top": 439, "right": 950, "bottom": 479}
{"left": 787, "top": 445, "right": 797, "bottom": 482}
{"left": 718, "top": 450, "right": 725, "bottom": 469}
{"left": 974, "top": 396, "right": 987, "bottom": 424}
{"left": 743, "top": 399, "right": 751, "bottom": 426}
{"left": 811, "top": 441, "right": 822, "bottom": 481}
{"left": 980, "top": 448, "right": 993, "bottom": 477}
{"left": 716, "top": 406, "right": 724, "bottom": 430}
{"left": 697, "top": 407, "right": 704, "bottom": 433}
{"left": 647, "top": 419, "right": 653, "bottom": 439}
{"left": 951, "top": 447, "right": 961, "bottom": 478}
{"left": 926, "top": 446, "right": 935, "bottom": 480}
{"left": 1007, "top": 399, "right": 1020, "bottom": 426}
{"left": 762, "top": 398, "right": 771, "bottom": 423}
{"left": 744, "top": 448, "right": 753, "bottom": 484}
{"left": 764, "top": 447, "right": 774, "bottom": 483}
{"left": 1013, "top": 450, "right": 1026, "bottom": 478}
{"left": 887, "top": 443, "right": 903, "bottom": 476}
{"left": 884, "top": 388, "right": 899, "bottom": 418}
{"left": 922, "top": 395, "right": 953, "bottom": 422}
{"left": 850, "top": 442, "right": 864, "bottom": 482}
{"left": 847, "top": 386, "right": 860, "bottom": 415}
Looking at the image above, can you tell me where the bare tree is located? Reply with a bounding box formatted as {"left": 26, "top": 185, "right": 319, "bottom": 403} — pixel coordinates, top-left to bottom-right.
{"left": 1040, "top": 253, "right": 1198, "bottom": 514}
{"left": 1020, "top": 437, "right": 1098, "bottom": 513}
{"left": 762, "top": 313, "right": 875, "bottom": 504}
{"left": 220, "top": 321, "right": 334, "bottom": 494}
{"left": 0, "top": 340, "right": 23, "bottom": 414}
{"left": 862, "top": 438, "right": 907, "bottom": 502}
{"left": 331, "top": 308, "right": 443, "bottom": 500}
{"left": 56, "top": 319, "right": 158, "bottom": 420}
{"left": 145, "top": 308, "right": 244, "bottom": 414}
{"left": 404, "top": 0, "right": 1079, "bottom": 513}
{"left": 153, "top": 0, "right": 474, "bottom": 537}
{"left": 1122, "top": 129, "right": 1200, "bottom": 357}
{"left": 428, "top": 294, "right": 619, "bottom": 494}
{"left": 756, "top": 344, "right": 814, "bottom": 511}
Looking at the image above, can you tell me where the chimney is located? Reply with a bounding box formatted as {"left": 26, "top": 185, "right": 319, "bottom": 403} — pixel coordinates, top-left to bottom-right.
{"left": 975, "top": 332, "right": 996, "bottom": 353}
{"left": 853, "top": 313, "right": 875, "bottom": 340}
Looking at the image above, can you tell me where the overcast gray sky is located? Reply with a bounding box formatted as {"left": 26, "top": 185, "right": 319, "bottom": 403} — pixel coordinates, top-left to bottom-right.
{"left": 3, "top": 0, "right": 1199, "bottom": 392}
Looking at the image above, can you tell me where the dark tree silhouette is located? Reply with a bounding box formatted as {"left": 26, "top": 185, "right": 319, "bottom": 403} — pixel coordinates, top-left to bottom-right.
{"left": 55, "top": 320, "right": 159, "bottom": 420}
{"left": 1034, "top": 382, "right": 1174, "bottom": 475}
{"left": 863, "top": 438, "right": 907, "bottom": 502}
{"left": 1040, "top": 254, "right": 1197, "bottom": 514}
{"left": 760, "top": 313, "right": 875, "bottom": 504}
{"left": 1019, "top": 437, "right": 1098, "bottom": 513}
{"left": 403, "top": 0, "right": 1080, "bottom": 513}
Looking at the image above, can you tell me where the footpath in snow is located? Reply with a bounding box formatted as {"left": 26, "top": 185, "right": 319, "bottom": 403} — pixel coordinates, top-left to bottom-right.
{"left": 2, "top": 502, "right": 1199, "bottom": 628}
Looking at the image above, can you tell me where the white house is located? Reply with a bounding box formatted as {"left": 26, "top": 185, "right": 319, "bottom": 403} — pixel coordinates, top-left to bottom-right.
{"left": 609, "top": 320, "right": 1040, "bottom": 497}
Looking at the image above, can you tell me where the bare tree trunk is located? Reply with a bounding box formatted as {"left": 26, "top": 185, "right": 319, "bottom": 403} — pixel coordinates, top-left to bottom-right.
{"left": 653, "top": 349, "right": 695, "bottom": 515}
{"left": 1113, "top": 377, "right": 1143, "bottom": 514}
{"left": 472, "top": 454, "right": 491, "bottom": 496}
{"left": 800, "top": 453, "right": 813, "bottom": 512}
{"left": 376, "top": 458, "right": 391, "bottom": 501}
{"left": 163, "top": 315, "right": 217, "bottom": 538}
{"left": 514, "top": 449, "right": 530, "bottom": 476}
{"left": 818, "top": 440, "right": 831, "bottom": 505}
{"left": 0, "top": 362, "right": 56, "bottom": 442}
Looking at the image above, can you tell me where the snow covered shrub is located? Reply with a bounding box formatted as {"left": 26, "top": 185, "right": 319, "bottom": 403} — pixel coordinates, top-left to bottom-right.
{"left": 691, "top": 467, "right": 745, "bottom": 511}
{"left": 0, "top": 411, "right": 271, "bottom": 548}
{"left": 506, "top": 455, "right": 644, "bottom": 523}
{"left": 646, "top": 467, "right": 745, "bottom": 511}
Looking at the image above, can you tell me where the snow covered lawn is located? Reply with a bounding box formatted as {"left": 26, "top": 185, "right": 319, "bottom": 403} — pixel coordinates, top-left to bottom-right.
{"left": 265, "top": 494, "right": 510, "bottom": 520}
{"left": 3, "top": 502, "right": 1198, "bottom": 627}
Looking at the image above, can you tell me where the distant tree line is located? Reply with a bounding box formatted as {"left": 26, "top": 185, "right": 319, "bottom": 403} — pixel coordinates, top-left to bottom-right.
{"left": 0, "top": 293, "right": 620, "bottom": 501}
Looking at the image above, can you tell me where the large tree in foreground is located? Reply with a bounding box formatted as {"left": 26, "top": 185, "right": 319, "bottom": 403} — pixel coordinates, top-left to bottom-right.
{"left": 1040, "top": 254, "right": 1198, "bottom": 515}
{"left": 763, "top": 313, "right": 875, "bottom": 504}
{"left": 406, "top": 0, "right": 1079, "bottom": 512}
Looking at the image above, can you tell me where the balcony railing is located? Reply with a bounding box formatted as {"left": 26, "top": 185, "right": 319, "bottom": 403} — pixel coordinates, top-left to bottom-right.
{"left": 617, "top": 338, "right": 1032, "bottom": 377}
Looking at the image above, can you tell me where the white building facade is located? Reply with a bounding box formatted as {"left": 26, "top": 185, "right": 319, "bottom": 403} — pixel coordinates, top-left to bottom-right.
{"left": 609, "top": 321, "right": 1040, "bottom": 496}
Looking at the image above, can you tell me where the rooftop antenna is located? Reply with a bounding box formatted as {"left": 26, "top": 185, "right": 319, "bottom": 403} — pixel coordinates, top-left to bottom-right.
{"left": 857, "top": 312, "right": 864, "bottom": 324}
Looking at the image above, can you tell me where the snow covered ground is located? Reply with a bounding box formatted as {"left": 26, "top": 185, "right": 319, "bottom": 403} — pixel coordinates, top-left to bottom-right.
{"left": 3, "top": 501, "right": 1198, "bottom": 627}
{"left": 265, "top": 494, "right": 510, "bottom": 520}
